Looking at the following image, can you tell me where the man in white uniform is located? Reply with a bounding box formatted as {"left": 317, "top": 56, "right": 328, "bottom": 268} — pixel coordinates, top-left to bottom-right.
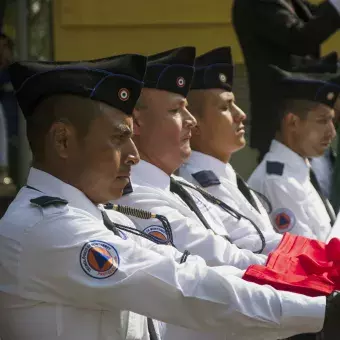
{"left": 248, "top": 66, "right": 338, "bottom": 241}
{"left": 179, "top": 46, "right": 282, "bottom": 255}
{"left": 1, "top": 53, "right": 336, "bottom": 340}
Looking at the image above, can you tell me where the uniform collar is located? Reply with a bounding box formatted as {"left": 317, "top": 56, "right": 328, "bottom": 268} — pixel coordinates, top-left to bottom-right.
{"left": 26, "top": 167, "right": 102, "bottom": 220}
{"left": 131, "top": 160, "right": 171, "bottom": 191}
{"left": 186, "top": 151, "right": 237, "bottom": 185}
{"left": 269, "top": 140, "right": 310, "bottom": 178}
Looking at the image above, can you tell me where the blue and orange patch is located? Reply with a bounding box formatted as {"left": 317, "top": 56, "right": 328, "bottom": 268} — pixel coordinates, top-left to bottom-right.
{"left": 272, "top": 208, "right": 296, "bottom": 233}
{"left": 143, "top": 225, "right": 168, "bottom": 244}
{"left": 80, "top": 240, "right": 119, "bottom": 279}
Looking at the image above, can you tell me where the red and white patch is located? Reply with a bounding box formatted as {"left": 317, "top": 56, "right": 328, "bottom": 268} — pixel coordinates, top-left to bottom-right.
{"left": 118, "top": 88, "right": 130, "bottom": 101}
{"left": 272, "top": 208, "right": 296, "bottom": 233}
{"left": 176, "top": 77, "right": 185, "bottom": 88}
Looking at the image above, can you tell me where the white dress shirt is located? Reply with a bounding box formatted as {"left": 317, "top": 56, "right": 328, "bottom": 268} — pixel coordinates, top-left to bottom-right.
{"left": 248, "top": 140, "right": 333, "bottom": 241}
{"left": 179, "top": 151, "right": 283, "bottom": 254}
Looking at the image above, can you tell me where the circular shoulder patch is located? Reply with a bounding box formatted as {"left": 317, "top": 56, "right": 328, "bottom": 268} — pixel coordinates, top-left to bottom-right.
{"left": 144, "top": 225, "right": 168, "bottom": 243}
{"left": 272, "top": 208, "right": 296, "bottom": 233}
{"left": 80, "top": 240, "right": 120, "bottom": 279}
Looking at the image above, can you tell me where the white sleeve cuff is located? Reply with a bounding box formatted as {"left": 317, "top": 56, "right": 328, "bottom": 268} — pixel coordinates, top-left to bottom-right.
{"left": 329, "top": 0, "right": 340, "bottom": 16}
{"left": 280, "top": 291, "right": 326, "bottom": 334}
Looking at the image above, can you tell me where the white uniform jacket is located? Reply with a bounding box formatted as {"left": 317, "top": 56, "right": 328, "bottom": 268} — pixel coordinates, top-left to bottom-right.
{"left": 0, "top": 168, "right": 326, "bottom": 340}
{"left": 248, "top": 140, "right": 334, "bottom": 241}
{"left": 179, "top": 151, "right": 283, "bottom": 255}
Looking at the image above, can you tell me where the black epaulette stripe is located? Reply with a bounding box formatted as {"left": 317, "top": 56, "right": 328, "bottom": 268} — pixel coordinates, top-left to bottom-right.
{"left": 266, "top": 161, "right": 284, "bottom": 176}
{"left": 30, "top": 196, "right": 68, "bottom": 207}
{"left": 192, "top": 170, "right": 220, "bottom": 188}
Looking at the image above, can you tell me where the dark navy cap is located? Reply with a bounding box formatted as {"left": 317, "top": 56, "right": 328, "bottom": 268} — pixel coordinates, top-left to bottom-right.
{"left": 191, "top": 47, "right": 233, "bottom": 91}
{"left": 144, "top": 46, "right": 195, "bottom": 97}
{"left": 269, "top": 65, "right": 340, "bottom": 108}
{"left": 9, "top": 54, "right": 148, "bottom": 118}
{"left": 291, "top": 52, "right": 338, "bottom": 74}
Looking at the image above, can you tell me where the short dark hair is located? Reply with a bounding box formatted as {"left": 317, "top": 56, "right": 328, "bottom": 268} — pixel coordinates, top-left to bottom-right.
{"left": 26, "top": 95, "right": 101, "bottom": 161}
{"left": 187, "top": 90, "right": 207, "bottom": 119}
{"left": 275, "top": 99, "right": 322, "bottom": 132}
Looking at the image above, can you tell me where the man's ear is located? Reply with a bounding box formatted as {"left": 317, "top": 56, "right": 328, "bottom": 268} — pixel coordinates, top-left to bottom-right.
{"left": 48, "top": 120, "right": 74, "bottom": 159}
{"left": 334, "top": 97, "right": 340, "bottom": 121}
{"left": 284, "top": 112, "right": 300, "bottom": 130}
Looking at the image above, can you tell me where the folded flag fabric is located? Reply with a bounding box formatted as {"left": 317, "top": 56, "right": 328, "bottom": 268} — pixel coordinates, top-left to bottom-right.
{"left": 243, "top": 233, "right": 340, "bottom": 297}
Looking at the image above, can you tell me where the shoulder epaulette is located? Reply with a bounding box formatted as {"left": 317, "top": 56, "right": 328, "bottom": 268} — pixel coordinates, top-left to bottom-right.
{"left": 192, "top": 170, "right": 220, "bottom": 188}
{"left": 123, "top": 181, "right": 133, "bottom": 196}
{"left": 266, "top": 161, "right": 284, "bottom": 176}
{"left": 30, "top": 196, "right": 68, "bottom": 208}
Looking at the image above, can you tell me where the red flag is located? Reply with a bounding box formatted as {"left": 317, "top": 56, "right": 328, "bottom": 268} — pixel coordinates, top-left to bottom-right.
{"left": 243, "top": 233, "right": 340, "bottom": 296}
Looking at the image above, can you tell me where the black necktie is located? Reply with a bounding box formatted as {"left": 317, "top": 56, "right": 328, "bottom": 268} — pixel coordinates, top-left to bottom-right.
{"left": 236, "top": 175, "right": 261, "bottom": 213}
{"left": 309, "top": 168, "right": 336, "bottom": 226}
{"left": 101, "top": 210, "right": 159, "bottom": 340}
{"left": 101, "top": 210, "right": 121, "bottom": 236}
{"left": 170, "top": 177, "right": 214, "bottom": 232}
{"left": 147, "top": 318, "right": 159, "bottom": 340}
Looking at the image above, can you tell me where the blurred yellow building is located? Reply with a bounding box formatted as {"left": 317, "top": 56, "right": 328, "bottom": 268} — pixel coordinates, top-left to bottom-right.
{"left": 53, "top": 0, "right": 340, "bottom": 62}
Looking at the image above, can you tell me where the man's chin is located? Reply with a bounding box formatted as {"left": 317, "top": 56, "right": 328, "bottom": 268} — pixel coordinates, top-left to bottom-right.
{"left": 308, "top": 148, "right": 328, "bottom": 159}
{"left": 230, "top": 139, "right": 246, "bottom": 154}
{"left": 237, "top": 138, "right": 247, "bottom": 149}
{"left": 106, "top": 180, "right": 130, "bottom": 201}
{"left": 104, "top": 191, "right": 124, "bottom": 203}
